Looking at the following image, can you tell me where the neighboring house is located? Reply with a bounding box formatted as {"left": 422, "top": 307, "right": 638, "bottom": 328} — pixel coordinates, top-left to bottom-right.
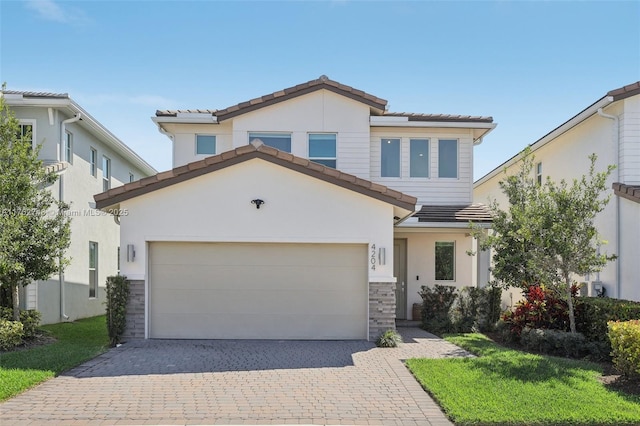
{"left": 95, "top": 76, "right": 495, "bottom": 340}
{"left": 474, "top": 81, "right": 640, "bottom": 303}
{"left": 2, "top": 90, "right": 156, "bottom": 324}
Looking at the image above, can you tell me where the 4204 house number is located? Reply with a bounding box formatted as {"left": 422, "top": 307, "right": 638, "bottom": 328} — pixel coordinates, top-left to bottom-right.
{"left": 370, "top": 244, "right": 376, "bottom": 270}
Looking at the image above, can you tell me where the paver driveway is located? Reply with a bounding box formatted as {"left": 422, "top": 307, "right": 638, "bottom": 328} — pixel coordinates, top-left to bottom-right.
{"left": 0, "top": 327, "right": 470, "bottom": 426}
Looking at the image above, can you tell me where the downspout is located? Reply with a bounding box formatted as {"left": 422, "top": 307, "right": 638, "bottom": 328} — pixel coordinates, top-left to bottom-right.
{"left": 59, "top": 113, "right": 81, "bottom": 320}
{"left": 597, "top": 108, "right": 620, "bottom": 299}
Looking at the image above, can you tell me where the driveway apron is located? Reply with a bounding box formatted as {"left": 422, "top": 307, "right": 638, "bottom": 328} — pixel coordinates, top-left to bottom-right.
{"left": 0, "top": 327, "right": 470, "bottom": 426}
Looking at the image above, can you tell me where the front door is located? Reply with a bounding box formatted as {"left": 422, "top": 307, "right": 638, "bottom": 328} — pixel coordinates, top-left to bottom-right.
{"left": 393, "top": 239, "right": 407, "bottom": 319}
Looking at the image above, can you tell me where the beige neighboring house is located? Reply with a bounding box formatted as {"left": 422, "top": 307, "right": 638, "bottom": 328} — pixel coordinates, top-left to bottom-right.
{"left": 474, "top": 81, "right": 640, "bottom": 304}
{"left": 2, "top": 90, "right": 156, "bottom": 324}
{"left": 95, "top": 76, "right": 496, "bottom": 341}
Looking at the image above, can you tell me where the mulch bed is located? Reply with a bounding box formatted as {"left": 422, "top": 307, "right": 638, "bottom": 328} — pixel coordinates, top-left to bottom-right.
{"left": 0, "top": 332, "right": 57, "bottom": 354}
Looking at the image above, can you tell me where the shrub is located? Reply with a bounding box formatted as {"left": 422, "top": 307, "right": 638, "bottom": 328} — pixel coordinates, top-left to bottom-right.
{"left": 608, "top": 320, "right": 640, "bottom": 378}
{"left": 0, "top": 308, "right": 41, "bottom": 340}
{"left": 376, "top": 329, "right": 403, "bottom": 348}
{"left": 575, "top": 297, "right": 640, "bottom": 344}
{"left": 501, "top": 285, "right": 578, "bottom": 337}
{"left": 452, "top": 286, "right": 502, "bottom": 332}
{"left": 419, "top": 285, "right": 458, "bottom": 335}
{"left": 0, "top": 319, "right": 24, "bottom": 350}
{"left": 105, "top": 275, "right": 130, "bottom": 346}
{"left": 520, "top": 327, "right": 593, "bottom": 358}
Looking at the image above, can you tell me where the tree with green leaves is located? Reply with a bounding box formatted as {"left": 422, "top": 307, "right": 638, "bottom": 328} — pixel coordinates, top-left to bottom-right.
{"left": 472, "top": 147, "right": 616, "bottom": 333}
{"left": 0, "top": 89, "right": 71, "bottom": 321}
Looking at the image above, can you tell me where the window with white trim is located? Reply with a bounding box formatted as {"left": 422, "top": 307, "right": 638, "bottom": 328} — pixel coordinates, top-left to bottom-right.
{"left": 90, "top": 148, "right": 97, "bottom": 177}
{"left": 410, "top": 138, "right": 429, "bottom": 177}
{"left": 308, "top": 133, "right": 336, "bottom": 168}
{"left": 435, "top": 241, "right": 455, "bottom": 281}
{"left": 129, "top": 172, "right": 135, "bottom": 183}
{"left": 65, "top": 131, "right": 73, "bottom": 164}
{"left": 381, "top": 138, "right": 400, "bottom": 177}
{"left": 89, "top": 241, "right": 98, "bottom": 298}
{"left": 102, "top": 156, "right": 111, "bottom": 192}
{"left": 196, "top": 135, "right": 216, "bottom": 155}
{"left": 536, "top": 162, "right": 543, "bottom": 185}
{"left": 249, "top": 132, "right": 291, "bottom": 152}
{"left": 438, "top": 139, "right": 458, "bottom": 178}
{"left": 17, "top": 120, "right": 35, "bottom": 150}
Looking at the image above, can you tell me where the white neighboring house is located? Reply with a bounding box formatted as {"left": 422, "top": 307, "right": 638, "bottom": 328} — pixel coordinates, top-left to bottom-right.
{"left": 474, "top": 81, "right": 640, "bottom": 303}
{"left": 2, "top": 90, "right": 156, "bottom": 324}
{"left": 95, "top": 76, "right": 496, "bottom": 341}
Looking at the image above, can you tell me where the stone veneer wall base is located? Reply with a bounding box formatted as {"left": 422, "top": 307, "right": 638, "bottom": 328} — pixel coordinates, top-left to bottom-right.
{"left": 123, "top": 279, "right": 145, "bottom": 340}
{"left": 369, "top": 281, "right": 396, "bottom": 341}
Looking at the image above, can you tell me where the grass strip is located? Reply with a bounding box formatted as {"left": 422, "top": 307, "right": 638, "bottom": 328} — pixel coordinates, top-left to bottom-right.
{"left": 0, "top": 315, "right": 108, "bottom": 401}
{"left": 406, "top": 333, "right": 640, "bottom": 425}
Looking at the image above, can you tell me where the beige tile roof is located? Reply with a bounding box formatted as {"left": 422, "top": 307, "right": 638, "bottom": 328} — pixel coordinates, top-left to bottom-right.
{"left": 2, "top": 90, "right": 69, "bottom": 99}
{"left": 156, "top": 75, "right": 388, "bottom": 121}
{"left": 613, "top": 182, "right": 640, "bottom": 204}
{"left": 413, "top": 204, "right": 493, "bottom": 223}
{"left": 95, "top": 140, "right": 417, "bottom": 211}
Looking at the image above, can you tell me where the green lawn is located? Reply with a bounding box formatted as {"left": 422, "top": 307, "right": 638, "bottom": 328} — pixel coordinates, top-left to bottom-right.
{"left": 0, "top": 315, "right": 108, "bottom": 401}
{"left": 406, "top": 333, "right": 640, "bottom": 425}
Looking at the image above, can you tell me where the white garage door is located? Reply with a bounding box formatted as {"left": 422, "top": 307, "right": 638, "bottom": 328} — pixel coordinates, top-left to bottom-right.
{"left": 149, "top": 242, "right": 368, "bottom": 339}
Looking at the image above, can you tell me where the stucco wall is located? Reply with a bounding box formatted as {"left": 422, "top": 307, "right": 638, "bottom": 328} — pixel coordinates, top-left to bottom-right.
{"left": 118, "top": 158, "right": 396, "bottom": 282}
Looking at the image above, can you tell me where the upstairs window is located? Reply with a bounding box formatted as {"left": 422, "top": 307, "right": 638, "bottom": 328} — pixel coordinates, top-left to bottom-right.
{"left": 17, "top": 121, "right": 35, "bottom": 150}
{"left": 410, "top": 139, "right": 429, "bottom": 177}
{"left": 65, "top": 131, "right": 73, "bottom": 164}
{"left": 249, "top": 132, "right": 291, "bottom": 152}
{"left": 129, "top": 172, "right": 135, "bottom": 183}
{"left": 196, "top": 135, "right": 216, "bottom": 155}
{"left": 381, "top": 138, "right": 400, "bottom": 177}
{"left": 435, "top": 241, "right": 455, "bottom": 281}
{"left": 438, "top": 139, "right": 458, "bottom": 178}
{"left": 308, "top": 133, "right": 336, "bottom": 168}
{"left": 90, "top": 148, "right": 97, "bottom": 177}
{"left": 102, "top": 156, "right": 111, "bottom": 192}
{"left": 536, "top": 162, "right": 543, "bottom": 185}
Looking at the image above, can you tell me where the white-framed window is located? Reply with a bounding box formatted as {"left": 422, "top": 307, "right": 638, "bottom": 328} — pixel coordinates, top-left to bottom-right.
{"left": 196, "top": 135, "right": 216, "bottom": 155}
{"left": 90, "top": 148, "right": 97, "bottom": 177}
{"left": 308, "top": 133, "right": 337, "bottom": 168}
{"left": 435, "top": 241, "right": 455, "bottom": 281}
{"left": 410, "top": 138, "right": 429, "bottom": 178}
{"left": 17, "top": 120, "right": 36, "bottom": 150}
{"left": 64, "top": 131, "right": 73, "bottom": 164}
{"left": 536, "top": 162, "right": 543, "bottom": 185}
{"left": 381, "top": 138, "right": 400, "bottom": 177}
{"left": 438, "top": 139, "right": 458, "bottom": 178}
{"left": 102, "top": 156, "right": 111, "bottom": 192}
{"left": 249, "top": 132, "right": 291, "bottom": 152}
{"left": 89, "top": 241, "right": 98, "bottom": 298}
{"left": 129, "top": 172, "right": 135, "bottom": 183}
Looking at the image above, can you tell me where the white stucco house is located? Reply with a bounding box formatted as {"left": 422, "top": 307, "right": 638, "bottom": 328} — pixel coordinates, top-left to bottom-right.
{"left": 2, "top": 90, "right": 156, "bottom": 324}
{"left": 474, "top": 81, "right": 640, "bottom": 303}
{"left": 95, "top": 76, "right": 496, "bottom": 340}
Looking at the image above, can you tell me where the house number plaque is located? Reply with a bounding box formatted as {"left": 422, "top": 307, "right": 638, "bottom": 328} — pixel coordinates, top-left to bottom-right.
{"left": 370, "top": 244, "right": 376, "bottom": 270}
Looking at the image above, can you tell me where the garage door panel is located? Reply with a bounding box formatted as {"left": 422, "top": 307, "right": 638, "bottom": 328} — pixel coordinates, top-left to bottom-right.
{"left": 149, "top": 242, "right": 368, "bottom": 340}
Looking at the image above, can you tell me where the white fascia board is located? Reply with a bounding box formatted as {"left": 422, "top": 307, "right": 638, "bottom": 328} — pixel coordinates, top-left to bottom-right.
{"left": 370, "top": 119, "right": 495, "bottom": 130}
{"left": 3, "top": 96, "right": 70, "bottom": 108}
{"left": 67, "top": 101, "right": 157, "bottom": 176}
{"left": 151, "top": 116, "right": 218, "bottom": 124}
{"left": 474, "top": 96, "right": 614, "bottom": 188}
{"left": 370, "top": 116, "right": 408, "bottom": 123}
{"left": 395, "top": 217, "right": 491, "bottom": 230}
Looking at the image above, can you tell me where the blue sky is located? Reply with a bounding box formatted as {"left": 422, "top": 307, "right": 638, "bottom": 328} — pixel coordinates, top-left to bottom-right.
{"left": 1, "top": 0, "right": 638, "bottom": 179}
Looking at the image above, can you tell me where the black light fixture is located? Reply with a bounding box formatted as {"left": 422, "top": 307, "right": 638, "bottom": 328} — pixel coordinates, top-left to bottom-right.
{"left": 251, "top": 199, "right": 265, "bottom": 209}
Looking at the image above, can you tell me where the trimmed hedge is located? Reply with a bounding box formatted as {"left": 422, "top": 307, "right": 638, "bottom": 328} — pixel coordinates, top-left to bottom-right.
{"left": 0, "top": 319, "right": 24, "bottom": 350}
{"left": 105, "top": 275, "right": 130, "bottom": 346}
{"left": 608, "top": 320, "right": 640, "bottom": 378}
{"left": 575, "top": 297, "right": 640, "bottom": 343}
{"left": 0, "top": 308, "right": 41, "bottom": 339}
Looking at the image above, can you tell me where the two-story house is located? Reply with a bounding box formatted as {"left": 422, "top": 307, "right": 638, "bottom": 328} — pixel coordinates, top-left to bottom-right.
{"left": 95, "top": 76, "right": 495, "bottom": 341}
{"left": 2, "top": 90, "right": 156, "bottom": 324}
{"left": 474, "top": 81, "right": 640, "bottom": 303}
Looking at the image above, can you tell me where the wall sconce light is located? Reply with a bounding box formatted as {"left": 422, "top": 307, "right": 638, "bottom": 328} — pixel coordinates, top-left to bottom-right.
{"left": 251, "top": 199, "right": 265, "bottom": 209}
{"left": 127, "top": 244, "right": 135, "bottom": 262}
{"left": 378, "top": 247, "right": 386, "bottom": 265}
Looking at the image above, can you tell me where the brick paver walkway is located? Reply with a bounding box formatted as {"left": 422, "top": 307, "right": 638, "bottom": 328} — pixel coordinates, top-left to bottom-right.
{"left": 0, "top": 327, "right": 470, "bottom": 425}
